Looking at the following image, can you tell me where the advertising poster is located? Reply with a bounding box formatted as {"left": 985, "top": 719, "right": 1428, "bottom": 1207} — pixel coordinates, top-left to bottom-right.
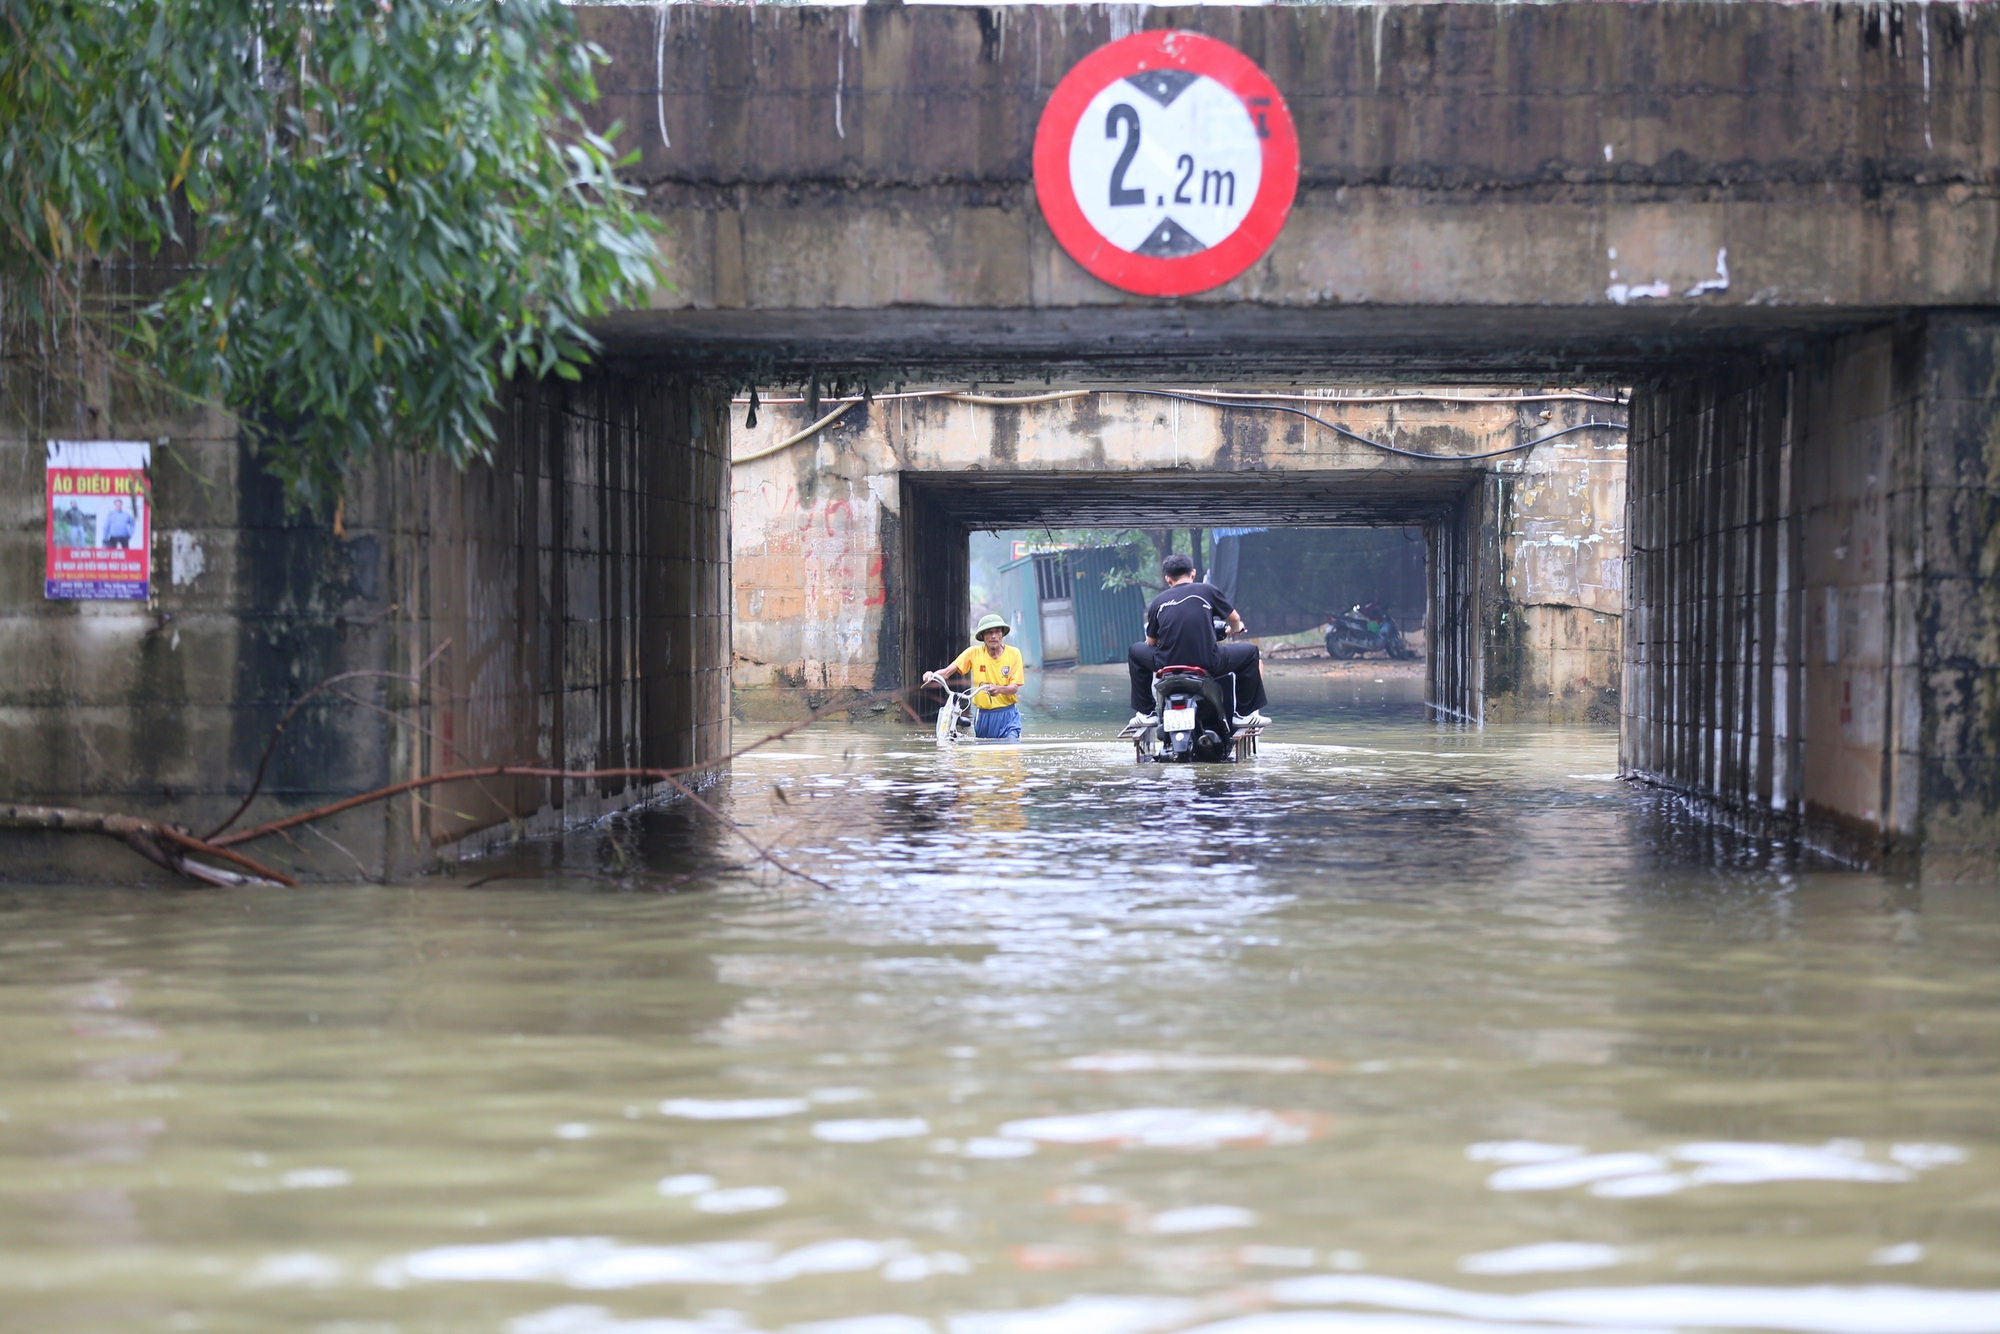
{"left": 45, "top": 440, "right": 152, "bottom": 601}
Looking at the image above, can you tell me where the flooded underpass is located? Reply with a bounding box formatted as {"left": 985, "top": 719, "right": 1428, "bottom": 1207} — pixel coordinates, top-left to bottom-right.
{"left": 6, "top": 670, "right": 2000, "bottom": 1334}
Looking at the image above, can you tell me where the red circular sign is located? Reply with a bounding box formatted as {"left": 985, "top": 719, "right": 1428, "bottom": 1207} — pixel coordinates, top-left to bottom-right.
{"left": 1034, "top": 30, "right": 1298, "bottom": 298}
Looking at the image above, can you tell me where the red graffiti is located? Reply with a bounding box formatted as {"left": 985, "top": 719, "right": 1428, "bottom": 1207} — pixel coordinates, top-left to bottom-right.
{"left": 864, "top": 554, "right": 886, "bottom": 606}
{"left": 733, "top": 481, "right": 801, "bottom": 517}
{"left": 733, "top": 482, "right": 861, "bottom": 541}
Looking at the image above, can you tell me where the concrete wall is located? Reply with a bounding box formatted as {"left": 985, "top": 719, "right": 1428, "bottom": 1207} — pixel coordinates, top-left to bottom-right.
{"left": 584, "top": 3, "right": 2000, "bottom": 378}
{"left": 1489, "top": 424, "right": 1627, "bottom": 724}
{"left": 1623, "top": 313, "right": 2000, "bottom": 876}
{"left": 1, "top": 365, "right": 732, "bottom": 882}
{"left": 398, "top": 371, "right": 734, "bottom": 859}
{"left": 728, "top": 388, "right": 1623, "bottom": 722}
{"left": 731, "top": 399, "right": 902, "bottom": 706}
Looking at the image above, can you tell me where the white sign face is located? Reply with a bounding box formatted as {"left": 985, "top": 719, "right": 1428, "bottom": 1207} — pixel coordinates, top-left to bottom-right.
{"left": 1036, "top": 32, "right": 1298, "bottom": 296}
{"left": 1067, "top": 70, "right": 1264, "bottom": 259}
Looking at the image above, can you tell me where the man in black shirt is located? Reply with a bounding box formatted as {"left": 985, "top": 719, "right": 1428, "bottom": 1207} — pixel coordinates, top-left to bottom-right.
{"left": 1127, "top": 553, "right": 1270, "bottom": 727}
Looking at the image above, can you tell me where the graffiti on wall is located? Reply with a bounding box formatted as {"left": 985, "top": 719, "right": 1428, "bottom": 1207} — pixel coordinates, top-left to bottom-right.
{"left": 731, "top": 470, "right": 892, "bottom": 693}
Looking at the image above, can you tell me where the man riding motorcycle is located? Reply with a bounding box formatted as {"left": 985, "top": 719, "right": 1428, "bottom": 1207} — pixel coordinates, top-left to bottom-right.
{"left": 1126, "top": 553, "right": 1270, "bottom": 731}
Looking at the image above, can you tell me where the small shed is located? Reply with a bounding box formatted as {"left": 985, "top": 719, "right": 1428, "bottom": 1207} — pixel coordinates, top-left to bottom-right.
{"left": 998, "top": 547, "right": 1146, "bottom": 669}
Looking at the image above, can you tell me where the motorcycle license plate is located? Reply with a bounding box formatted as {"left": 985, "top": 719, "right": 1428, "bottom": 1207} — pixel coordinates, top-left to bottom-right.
{"left": 1162, "top": 706, "right": 1196, "bottom": 732}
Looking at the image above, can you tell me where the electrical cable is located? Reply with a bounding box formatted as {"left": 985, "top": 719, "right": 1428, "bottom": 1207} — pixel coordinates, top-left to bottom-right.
{"left": 943, "top": 390, "right": 1090, "bottom": 407}
{"left": 728, "top": 398, "right": 860, "bottom": 465}
{"left": 1124, "top": 389, "right": 1623, "bottom": 461}
{"left": 728, "top": 386, "right": 1625, "bottom": 465}
{"left": 728, "top": 390, "right": 1081, "bottom": 464}
{"left": 734, "top": 388, "right": 1623, "bottom": 407}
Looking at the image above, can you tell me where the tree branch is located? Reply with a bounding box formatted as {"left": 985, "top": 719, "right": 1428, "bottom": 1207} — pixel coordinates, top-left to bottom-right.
{"left": 201, "top": 638, "right": 453, "bottom": 840}
{"left": 6, "top": 686, "right": 913, "bottom": 891}
{"left": 1, "top": 803, "right": 298, "bottom": 887}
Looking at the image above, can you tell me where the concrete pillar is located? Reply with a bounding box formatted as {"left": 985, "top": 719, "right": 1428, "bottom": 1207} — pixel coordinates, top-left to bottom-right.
{"left": 1623, "top": 315, "right": 2000, "bottom": 876}
{"left": 1487, "top": 422, "right": 1627, "bottom": 725}
{"left": 1, "top": 367, "right": 733, "bottom": 882}
{"left": 896, "top": 478, "right": 971, "bottom": 713}
{"left": 1427, "top": 483, "right": 1486, "bottom": 725}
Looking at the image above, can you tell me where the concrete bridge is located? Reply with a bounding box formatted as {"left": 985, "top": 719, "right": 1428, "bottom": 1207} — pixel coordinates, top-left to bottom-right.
{"left": 587, "top": 1, "right": 1999, "bottom": 873}
{"left": 6, "top": 2, "right": 1998, "bottom": 879}
{"left": 597, "top": 2, "right": 1997, "bottom": 377}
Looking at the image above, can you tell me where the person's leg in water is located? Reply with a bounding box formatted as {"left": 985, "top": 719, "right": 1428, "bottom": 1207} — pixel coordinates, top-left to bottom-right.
{"left": 974, "top": 704, "right": 1022, "bottom": 740}
{"left": 1126, "top": 641, "right": 1162, "bottom": 715}
{"left": 1216, "top": 641, "right": 1268, "bottom": 714}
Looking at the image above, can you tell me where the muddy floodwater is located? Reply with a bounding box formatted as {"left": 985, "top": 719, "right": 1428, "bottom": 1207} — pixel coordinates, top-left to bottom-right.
{"left": 6, "top": 666, "right": 2000, "bottom": 1334}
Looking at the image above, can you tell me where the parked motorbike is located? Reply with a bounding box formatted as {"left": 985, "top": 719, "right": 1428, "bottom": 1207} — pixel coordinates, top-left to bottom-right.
{"left": 1325, "top": 602, "right": 1418, "bottom": 661}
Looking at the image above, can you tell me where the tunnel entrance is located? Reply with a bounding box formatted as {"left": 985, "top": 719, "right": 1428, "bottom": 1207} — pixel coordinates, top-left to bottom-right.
{"left": 14, "top": 1, "right": 1985, "bottom": 881}
{"left": 729, "top": 382, "right": 1628, "bottom": 731}
{"left": 716, "top": 313, "right": 2000, "bottom": 874}
{"left": 703, "top": 316, "right": 2000, "bottom": 874}
{"left": 971, "top": 525, "right": 1428, "bottom": 673}
{"left": 593, "top": 0, "right": 2000, "bottom": 873}
{"left": 898, "top": 470, "right": 1481, "bottom": 722}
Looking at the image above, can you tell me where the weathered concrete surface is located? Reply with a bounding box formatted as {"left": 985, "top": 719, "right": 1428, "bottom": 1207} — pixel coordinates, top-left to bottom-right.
{"left": 1623, "top": 314, "right": 2000, "bottom": 877}
{"left": 583, "top": 2, "right": 2000, "bottom": 378}
{"left": 1488, "top": 425, "right": 1627, "bottom": 724}
{"left": 729, "top": 387, "right": 1624, "bottom": 722}
{"left": 0, "top": 367, "right": 732, "bottom": 883}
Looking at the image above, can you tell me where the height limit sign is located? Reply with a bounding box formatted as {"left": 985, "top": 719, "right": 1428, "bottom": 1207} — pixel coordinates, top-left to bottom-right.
{"left": 1034, "top": 30, "right": 1297, "bottom": 297}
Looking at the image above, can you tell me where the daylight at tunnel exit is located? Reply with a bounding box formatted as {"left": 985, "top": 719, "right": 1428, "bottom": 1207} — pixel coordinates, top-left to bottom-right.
{"left": 4, "top": 1, "right": 2000, "bottom": 1330}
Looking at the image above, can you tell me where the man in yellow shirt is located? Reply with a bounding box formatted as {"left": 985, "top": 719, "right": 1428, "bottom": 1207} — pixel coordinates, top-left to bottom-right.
{"left": 923, "top": 613, "right": 1026, "bottom": 740}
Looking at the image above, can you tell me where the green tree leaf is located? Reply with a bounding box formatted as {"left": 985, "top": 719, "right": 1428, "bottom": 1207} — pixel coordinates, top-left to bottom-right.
{"left": 2, "top": 0, "right": 664, "bottom": 505}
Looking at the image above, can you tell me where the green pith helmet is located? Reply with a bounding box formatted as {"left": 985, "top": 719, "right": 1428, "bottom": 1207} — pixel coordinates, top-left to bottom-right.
{"left": 973, "top": 613, "right": 1011, "bottom": 640}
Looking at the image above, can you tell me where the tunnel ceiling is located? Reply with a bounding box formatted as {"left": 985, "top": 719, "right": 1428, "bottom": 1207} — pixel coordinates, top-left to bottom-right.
{"left": 599, "top": 305, "right": 1893, "bottom": 386}
{"left": 906, "top": 470, "right": 1474, "bottom": 528}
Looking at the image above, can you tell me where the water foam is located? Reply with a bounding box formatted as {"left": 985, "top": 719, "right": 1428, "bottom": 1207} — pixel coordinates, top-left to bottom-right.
{"left": 660, "top": 1098, "right": 809, "bottom": 1121}
{"left": 1268, "top": 1273, "right": 2000, "bottom": 1332}
{"left": 1456, "top": 1244, "right": 1624, "bottom": 1276}
{"left": 812, "top": 1118, "right": 930, "bottom": 1143}
{"left": 379, "top": 1237, "right": 903, "bottom": 1289}
{"left": 998, "top": 1108, "right": 1314, "bottom": 1151}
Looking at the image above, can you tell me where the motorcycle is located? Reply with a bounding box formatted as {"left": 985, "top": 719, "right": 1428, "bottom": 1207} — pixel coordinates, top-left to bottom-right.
{"left": 1325, "top": 601, "right": 1418, "bottom": 661}
{"left": 1117, "top": 617, "right": 1266, "bottom": 763}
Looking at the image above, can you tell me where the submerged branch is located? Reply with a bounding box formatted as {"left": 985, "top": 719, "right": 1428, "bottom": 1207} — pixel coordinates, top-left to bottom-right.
{"left": 0, "top": 803, "right": 299, "bottom": 887}
{"left": 9, "top": 685, "right": 912, "bottom": 891}
{"left": 207, "top": 684, "right": 913, "bottom": 886}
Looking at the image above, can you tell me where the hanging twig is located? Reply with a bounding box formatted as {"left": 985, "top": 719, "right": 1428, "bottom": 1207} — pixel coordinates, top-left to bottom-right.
{"left": 202, "top": 638, "right": 454, "bottom": 840}
{"left": 656, "top": 769, "right": 835, "bottom": 892}
{"left": 208, "top": 766, "right": 684, "bottom": 848}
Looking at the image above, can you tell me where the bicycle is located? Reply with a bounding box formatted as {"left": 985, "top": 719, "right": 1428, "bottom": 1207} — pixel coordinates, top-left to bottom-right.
{"left": 929, "top": 679, "right": 975, "bottom": 746}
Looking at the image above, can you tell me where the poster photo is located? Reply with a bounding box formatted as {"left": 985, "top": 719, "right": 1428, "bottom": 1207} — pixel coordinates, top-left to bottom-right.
{"left": 46, "top": 440, "right": 152, "bottom": 601}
